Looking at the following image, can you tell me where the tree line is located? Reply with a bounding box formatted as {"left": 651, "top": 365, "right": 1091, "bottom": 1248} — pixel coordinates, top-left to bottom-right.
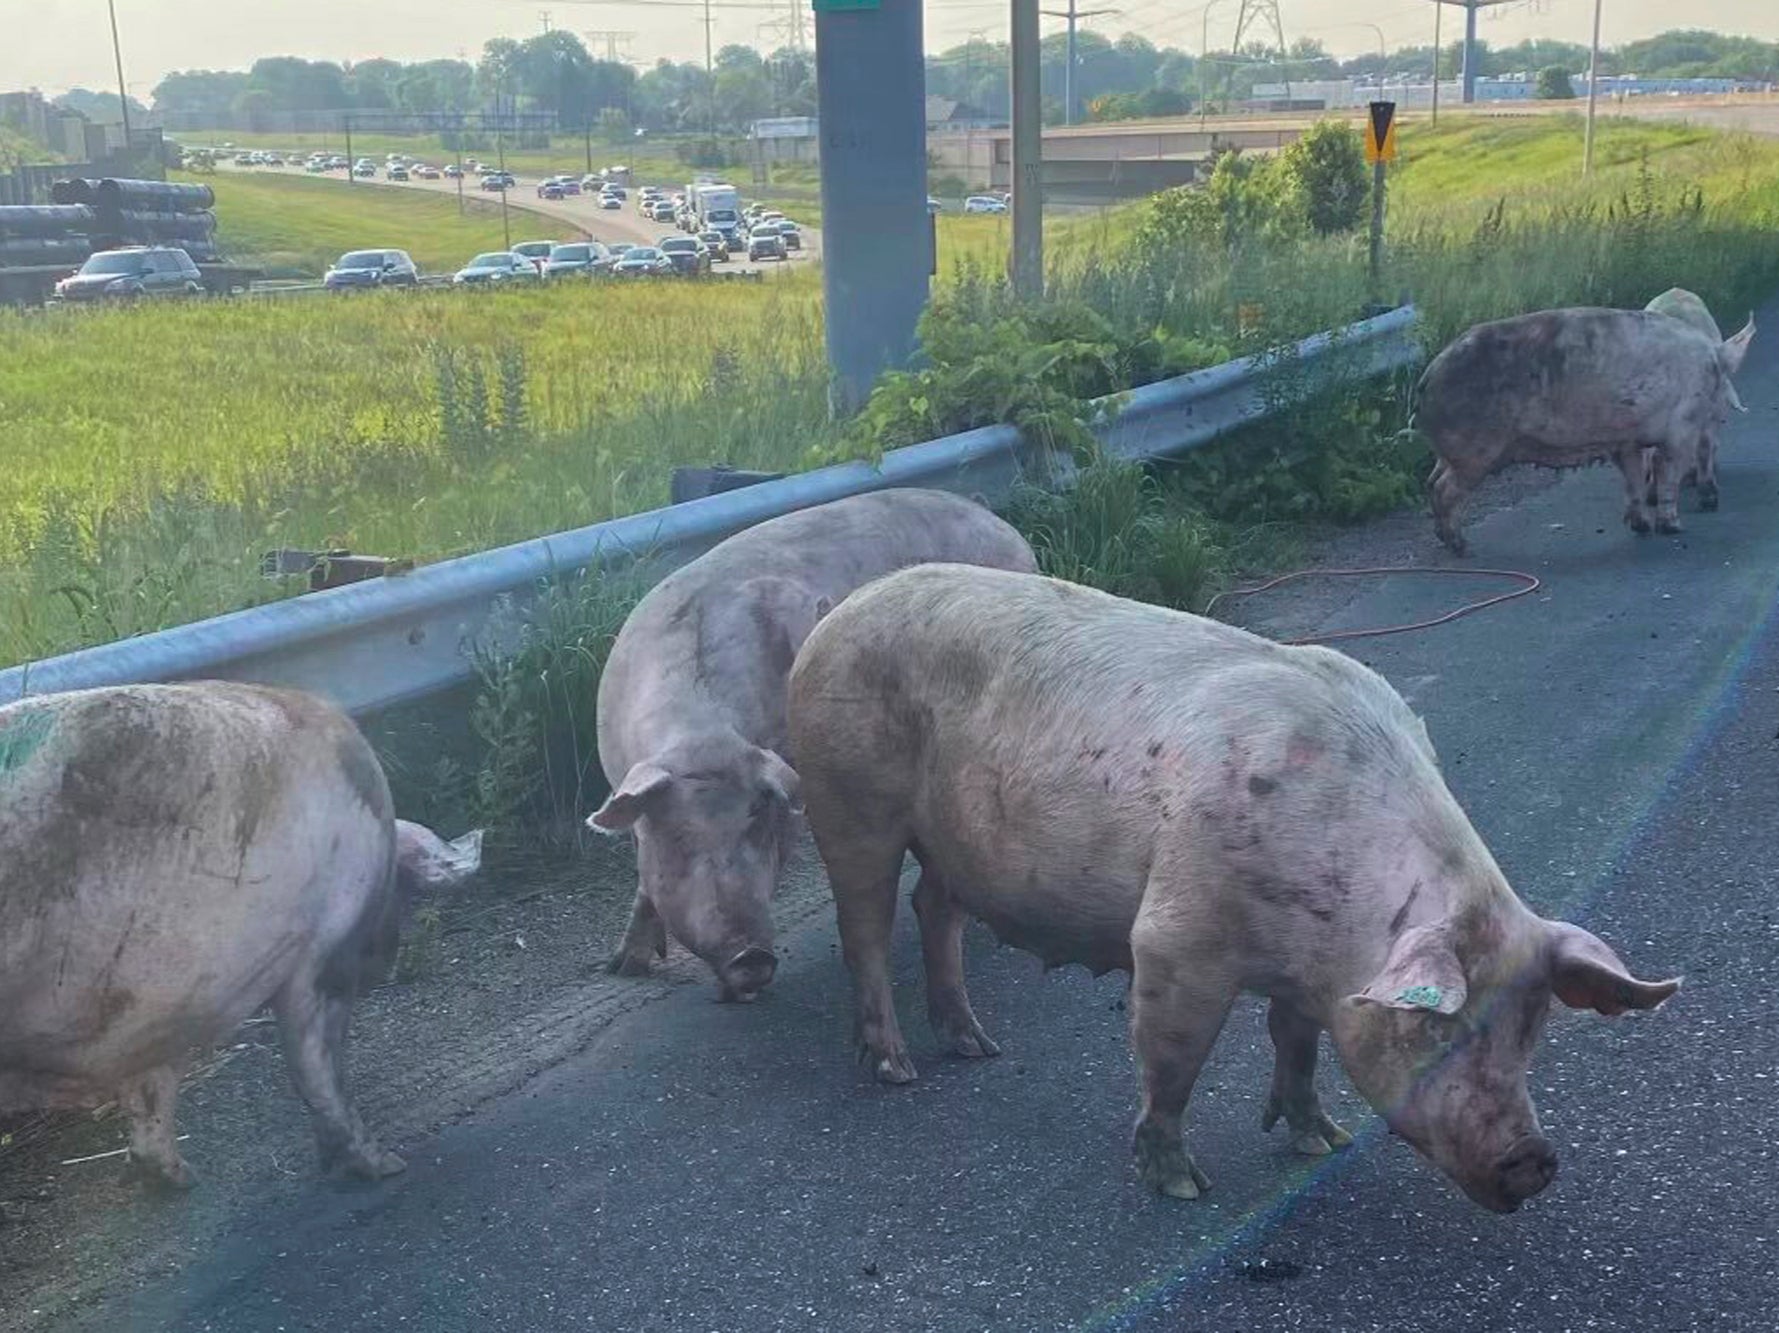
{"left": 49, "top": 26, "right": 1776, "bottom": 136}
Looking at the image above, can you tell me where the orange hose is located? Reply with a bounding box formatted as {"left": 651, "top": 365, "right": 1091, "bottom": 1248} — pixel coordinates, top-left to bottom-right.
{"left": 1202, "top": 566, "right": 1543, "bottom": 646}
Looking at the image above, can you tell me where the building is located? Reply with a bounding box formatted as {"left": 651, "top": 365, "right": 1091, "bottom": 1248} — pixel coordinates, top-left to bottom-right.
{"left": 925, "top": 97, "right": 999, "bottom": 132}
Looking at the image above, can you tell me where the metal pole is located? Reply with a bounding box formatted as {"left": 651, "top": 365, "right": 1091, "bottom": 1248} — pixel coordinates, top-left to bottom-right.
{"left": 814, "top": 0, "right": 930, "bottom": 413}
{"left": 456, "top": 142, "right": 465, "bottom": 215}
{"left": 344, "top": 116, "right": 354, "bottom": 187}
{"left": 704, "top": 0, "right": 717, "bottom": 141}
{"left": 106, "top": 0, "right": 132, "bottom": 153}
{"left": 496, "top": 102, "right": 511, "bottom": 249}
{"left": 1368, "top": 156, "right": 1385, "bottom": 299}
{"left": 1583, "top": 0, "right": 1603, "bottom": 174}
{"left": 1431, "top": 1, "right": 1442, "bottom": 125}
{"left": 1065, "top": 0, "right": 1077, "bottom": 127}
{"left": 1010, "top": 0, "right": 1043, "bottom": 298}
{"left": 1461, "top": 0, "right": 1477, "bottom": 104}
{"left": 1199, "top": 0, "right": 1219, "bottom": 127}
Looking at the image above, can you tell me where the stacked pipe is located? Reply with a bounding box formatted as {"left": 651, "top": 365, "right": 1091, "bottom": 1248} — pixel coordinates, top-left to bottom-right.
{"left": 0, "top": 204, "right": 94, "bottom": 268}
{"left": 48, "top": 178, "right": 222, "bottom": 262}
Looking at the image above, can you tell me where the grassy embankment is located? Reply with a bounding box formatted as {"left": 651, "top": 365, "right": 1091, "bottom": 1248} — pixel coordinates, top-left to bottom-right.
{"left": 196, "top": 170, "right": 582, "bottom": 277}
{"left": 4, "top": 115, "right": 1779, "bottom": 675}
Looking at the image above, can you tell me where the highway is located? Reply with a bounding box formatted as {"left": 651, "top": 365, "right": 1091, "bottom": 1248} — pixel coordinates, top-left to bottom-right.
{"left": 19, "top": 290, "right": 1775, "bottom": 1332}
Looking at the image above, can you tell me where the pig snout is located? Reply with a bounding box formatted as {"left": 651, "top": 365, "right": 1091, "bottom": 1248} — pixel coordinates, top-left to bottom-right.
{"left": 718, "top": 946, "right": 778, "bottom": 1002}
{"left": 1483, "top": 1133, "right": 1559, "bottom": 1213}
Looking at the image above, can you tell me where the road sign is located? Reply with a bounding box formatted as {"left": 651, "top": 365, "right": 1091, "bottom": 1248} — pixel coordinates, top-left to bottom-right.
{"left": 1365, "top": 100, "right": 1398, "bottom": 165}
{"left": 813, "top": 0, "right": 879, "bottom": 10}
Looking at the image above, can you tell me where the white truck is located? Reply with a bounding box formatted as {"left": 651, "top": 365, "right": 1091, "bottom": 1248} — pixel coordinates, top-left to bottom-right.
{"left": 691, "top": 182, "right": 744, "bottom": 251}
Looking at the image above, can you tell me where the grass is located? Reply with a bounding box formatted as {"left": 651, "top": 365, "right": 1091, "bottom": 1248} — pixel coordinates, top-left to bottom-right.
{"left": 191, "top": 170, "right": 583, "bottom": 277}
{"left": 4, "top": 113, "right": 1779, "bottom": 673}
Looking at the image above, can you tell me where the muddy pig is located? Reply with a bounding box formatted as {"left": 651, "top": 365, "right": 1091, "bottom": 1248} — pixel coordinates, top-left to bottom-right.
{"left": 788, "top": 564, "right": 1679, "bottom": 1213}
{"left": 589, "top": 488, "right": 1035, "bottom": 1001}
{"left": 1642, "top": 289, "right": 1755, "bottom": 506}
{"left": 0, "top": 683, "right": 482, "bottom": 1189}
{"left": 1416, "top": 306, "right": 1753, "bottom": 553}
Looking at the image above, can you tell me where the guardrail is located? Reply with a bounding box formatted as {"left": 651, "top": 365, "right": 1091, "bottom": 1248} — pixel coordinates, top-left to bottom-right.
{"left": 0, "top": 305, "right": 1420, "bottom": 713}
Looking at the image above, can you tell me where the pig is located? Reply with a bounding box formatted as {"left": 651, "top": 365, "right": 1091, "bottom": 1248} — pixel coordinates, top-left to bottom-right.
{"left": 788, "top": 564, "right": 1680, "bottom": 1213}
{"left": 1641, "top": 289, "right": 1754, "bottom": 507}
{"left": 0, "top": 683, "right": 482, "bottom": 1189}
{"left": 1416, "top": 306, "right": 1754, "bottom": 554}
{"left": 589, "top": 488, "right": 1036, "bottom": 1001}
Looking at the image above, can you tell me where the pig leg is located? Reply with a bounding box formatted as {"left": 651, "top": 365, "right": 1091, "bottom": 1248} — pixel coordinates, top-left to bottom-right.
{"left": 912, "top": 866, "right": 1000, "bottom": 1059}
{"left": 608, "top": 891, "right": 668, "bottom": 977}
{"left": 122, "top": 1062, "right": 195, "bottom": 1189}
{"left": 824, "top": 828, "right": 917, "bottom": 1084}
{"left": 272, "top": 976, "right": 405, "bottom": 1179}
{"left": 1650, "top": 446, "right": 1683, "bottom": 535}
{"left": 1129, "top": 913, "right": 1237, "bottom": 1200}
{"left": 1428, "top": 457, "right": 1477, "bottom": 556}
{"left": 1614, "top": 445, "right": 1654, "bottom": 534}
{"left": 1261, "top": 998, "right": 1354, "bottom": 1157}
{"left": 1695, "top": 433, "right": 1719, "bottom": 511}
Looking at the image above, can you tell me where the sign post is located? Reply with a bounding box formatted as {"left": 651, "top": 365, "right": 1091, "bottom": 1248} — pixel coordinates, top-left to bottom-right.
{"left": 1364, "top": 100, "right": 1396, "bottom": 303}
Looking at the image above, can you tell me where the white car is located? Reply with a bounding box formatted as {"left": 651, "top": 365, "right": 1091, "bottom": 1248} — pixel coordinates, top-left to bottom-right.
{"left": 964, "top": 195, "right": 1009, "bottom": 214}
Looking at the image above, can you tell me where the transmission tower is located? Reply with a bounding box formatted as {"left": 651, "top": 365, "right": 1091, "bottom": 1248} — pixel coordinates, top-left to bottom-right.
{"left": 583, "top": 29, "right": 637, "bottom": 62}
{"left": 1222, "top": 0, "right": 1291, "bottom": 107}
{"left": 759, "top": 0, "right": 811, "bottom": 55}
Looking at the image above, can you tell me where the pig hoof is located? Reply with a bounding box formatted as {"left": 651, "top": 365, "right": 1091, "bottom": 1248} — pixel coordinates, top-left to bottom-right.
{"left": 130, "top": 1153, "right": 197, "bottom": 1192}
{"left": 935, "top": 1016, "right": 1002, "bottom": 1059}
{"left": 1700, "top": 489, "right": 1719, "bottom": 512}
{"left": 1134, "top": 1136, "right": 1211, "bottom": 1201}
{"left": 1291, "top": 1132, "right": 1333, "bottom": 1157}
{"left": 1625, "top": 511, "right": 1652, "bottom": 535}
{"left": 1655, "top": 517, "right": 1683, "bottom": 536}
{"left": 607, "top": 951, "right": 654, "bottom": 978}
{"left": 858, "top": 1043, "right": 918, "bottom": 1084}
{"left": 343, "top": 1147, "right": 407, "bottom": 1181}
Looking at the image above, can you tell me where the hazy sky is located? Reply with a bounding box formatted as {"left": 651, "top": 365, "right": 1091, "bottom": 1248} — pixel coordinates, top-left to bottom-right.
{"left": 11, "top": 0, "right": 1779, "bottom": 100}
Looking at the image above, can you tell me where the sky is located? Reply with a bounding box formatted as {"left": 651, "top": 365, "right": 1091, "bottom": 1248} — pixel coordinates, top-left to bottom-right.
{"left": 8, "top": 0, "right": 1779, "bottom": 100}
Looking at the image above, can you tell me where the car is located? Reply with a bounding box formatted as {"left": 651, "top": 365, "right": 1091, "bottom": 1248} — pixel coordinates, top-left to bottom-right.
{"left": 759, "top": 210, "right": 785, "bottom": 224}
{"left": 612, "top": 246, "right": 673, "bottom": 277}
{"left": 603, "top": 185, "right": 627, "bottom": 200}
{"left": 329, "top": 156, "right": 348, "bottom": 170}
{"left": 265, "top": 154, "right": 285, "bottom": 166}
{"left": 580, "top": 174, "right": 603, "bottom": 190}
{"left": 324, "top": 248, "right": 419, "bottom": 291}
{"left": 964, "top": 195, "right": 1008, "bottom": 214}
{"left": 598, "top": 192, "right": 622, "bottom": 209}
{"left": 698, "top": 230, "right": 730, "bottom": 262}
{"left": 480, "top": 173, "right": 509, "bottom": 191}
{"left": 453, "top": 251, "right": 542, "bottom": 285}
{"left": 354, "top": 163, "right": 377, "bottom": 177}
{"left": 387, "top": 165, "right": 410, "bottom": 182}
{"left": 649, "top": 200, "right": 677, "bottom": 223}
{"left": 233, "top": 152, "right": 254, "bottom": 166}
{"left": 543, "top": 241, "right": 611, "bottom": 278}
{"left": 927, "top": 196, "right": 944, "bottom": 214}
{"left": 511, "top": 240, "right": 556, "bottom": 273}
{"left": 747, "top": 226, "right": 786, "bottom": 262}
{"left": 416, "top": 165, "right": 441, "bottom": 180}
{"left": 658, "top": 235, "right": 710, "bottom": 276}
{"left": 558, "top": 177, "right": 582, "bottom": 196}
{"left": 54, "top": 246, "right": 204, "bottom": 302}
{"left": 443, "top": 164, "right": 462, "bottom": 178}
{"left": 607, "top": 242, "right": 633, "bottom": 260}
{"left": 537, "top": 181, "right": 565, "bottom": 200}
{"left": 773, "top": 220, "right": 802, "bottom": 251}
{"left": 305, "top": 158, "right": 328, "bottom": 173}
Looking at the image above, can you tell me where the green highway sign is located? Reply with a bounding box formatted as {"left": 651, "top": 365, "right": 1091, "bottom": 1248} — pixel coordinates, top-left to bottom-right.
{"left": 813, "top": 0, "right": 880, "bottom": 10}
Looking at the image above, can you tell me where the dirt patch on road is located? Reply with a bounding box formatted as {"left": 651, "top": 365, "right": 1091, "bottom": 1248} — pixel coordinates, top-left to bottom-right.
{"left": 0, "top": 836, "right": 836, "bottom": 1331}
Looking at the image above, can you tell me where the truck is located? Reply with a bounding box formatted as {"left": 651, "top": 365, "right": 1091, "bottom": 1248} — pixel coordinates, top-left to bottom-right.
{"left": 691, "top": 182, "right": 744, "bottom": 251}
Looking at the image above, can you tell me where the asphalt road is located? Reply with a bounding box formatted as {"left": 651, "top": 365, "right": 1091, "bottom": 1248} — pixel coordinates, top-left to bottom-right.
{"left": 224, "top": 161, "right": 821, "bottom": 275}
{"left": 74, "top": 298, "right": 1779, "bottom": 1332}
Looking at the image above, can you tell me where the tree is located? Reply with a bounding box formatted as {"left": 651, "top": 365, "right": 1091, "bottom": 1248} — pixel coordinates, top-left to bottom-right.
{"left": 54, "top": 88, "right": 150, "bottom": 125}
{"left": 1280, "top": 120, "right": 1366, "bottom": 235}
{"left": 1535, "top": 66, "right": 1577, "bottom": 100}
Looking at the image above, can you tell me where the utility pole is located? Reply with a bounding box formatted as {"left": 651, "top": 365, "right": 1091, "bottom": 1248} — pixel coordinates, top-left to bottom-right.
{"left": 1041, "top": 0, "right": 1115, "bottom": 127}
{"left": 1200, "top": 0, "right": 1225, "bottom": 126}
{"left": 541, "top": 9, "right": 553, "bottom": 33}
{"left": 703, "top": 0, "right": 718, "bottom": 141}
{"left": 344, "top": 115, "right": 354, "bottom": 187}
{"left": 106, "top": 0, "right": 132, "bottom": 153}
{"left": 496, "top": 98, "right": 512, "bottom": 249}
{"left": 1010, "top": 0, "right": 1042, "bottom": 297}
{"left": 1431, "top": 0, "right": 1442, "bottom": 125}
{"left": 1583, "top": 0, "right": 1603, "bottom": 174}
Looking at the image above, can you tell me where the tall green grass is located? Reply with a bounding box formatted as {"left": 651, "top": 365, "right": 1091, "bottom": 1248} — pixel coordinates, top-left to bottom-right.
{"left": 4, "top": 115, "right": 1779, "bottom": 672}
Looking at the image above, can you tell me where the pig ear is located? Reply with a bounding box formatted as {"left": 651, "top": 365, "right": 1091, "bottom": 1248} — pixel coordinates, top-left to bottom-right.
{"left": 1721, "top": 316, "right": 1755, "bottom": 377}
{"left": 1350, "top": 924, "right": 1468, "bottom": 1015}
{"left": 1545, "top": 921, "right": 1681, "bottom": 1016}
{"left": 756, "top": 749, "right": 803, "bottom": 815}
{"left": 587, "top": 762, "right": 674, "bottom": 833}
